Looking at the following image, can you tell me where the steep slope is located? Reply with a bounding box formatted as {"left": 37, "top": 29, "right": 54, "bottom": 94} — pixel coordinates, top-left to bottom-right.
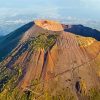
{"left": 63, "top": 24, "right": 100, "bottom": 41}
{"left": 0, "top": 35, "right": 3, "bottom": 38}
{"left": 0, "top": 22, "right": 34, "bottom": 61}
{"left": 0, "top": 20, "right": 100, "bottom": 100}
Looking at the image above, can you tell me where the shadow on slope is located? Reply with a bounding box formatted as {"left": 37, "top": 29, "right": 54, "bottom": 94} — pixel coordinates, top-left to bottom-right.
{"left": 64, "top": 25, "right": 100, "bottom": 41}
{"left": 0, "top": 36, "right": 4, "bottom": 40}
{"left": 0, "top": 22, "right": 34, "bottom": 62}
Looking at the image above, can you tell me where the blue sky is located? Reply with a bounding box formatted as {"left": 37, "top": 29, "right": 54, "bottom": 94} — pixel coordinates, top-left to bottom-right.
{"left": 0, "top": 0, "right": 100, "bottom": 21}
{"left": 0, "top": 0, "right": 100, "bottom": 35}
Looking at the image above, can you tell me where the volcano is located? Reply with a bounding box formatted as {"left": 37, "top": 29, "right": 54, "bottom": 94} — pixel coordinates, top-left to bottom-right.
{"left": 0, "top": 20, "right": 100, "bottom": 100}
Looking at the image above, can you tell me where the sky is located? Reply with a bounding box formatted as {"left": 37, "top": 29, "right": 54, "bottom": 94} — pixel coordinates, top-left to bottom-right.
{"left": 0, "top": 0, "right": 100, "bottom": 21}
{"left": 0, "top": 0, "right": 100, "bottom": 35}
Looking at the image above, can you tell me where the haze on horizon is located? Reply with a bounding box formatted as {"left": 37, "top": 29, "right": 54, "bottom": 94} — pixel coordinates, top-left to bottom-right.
{"left": 0, "top": 0, "right": 100, "bottom": 36}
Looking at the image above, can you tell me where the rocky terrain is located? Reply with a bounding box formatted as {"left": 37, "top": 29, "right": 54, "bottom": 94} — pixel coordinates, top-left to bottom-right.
{"left": 0, "top": 20, "right": 100, "bottom": 100}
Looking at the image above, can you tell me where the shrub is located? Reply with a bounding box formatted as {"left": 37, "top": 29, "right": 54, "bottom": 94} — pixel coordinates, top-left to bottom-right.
{"left": 29, "top": 34, "right": 58, "bottom": 51}
{"left": 89, "top": 88, "right": 100, "bottom": 100}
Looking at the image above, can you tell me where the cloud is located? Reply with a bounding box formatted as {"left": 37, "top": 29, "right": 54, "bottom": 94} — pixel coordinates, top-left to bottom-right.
{"left": 5, "top": 19, "right": 28, "bottom": 24}
{"left": 80, "top": 0, "right": 100, "bottom": 9}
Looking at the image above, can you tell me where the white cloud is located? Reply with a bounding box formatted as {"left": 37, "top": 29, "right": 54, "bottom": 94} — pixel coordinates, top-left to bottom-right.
{"left": 80, "top": 0, "right": 100, "bottom": 9}
{"left": 10, "top": 13, "right": 19, "bottom": 17}
{"left": 5, "top": 19, "right": 28, "bottom": 25}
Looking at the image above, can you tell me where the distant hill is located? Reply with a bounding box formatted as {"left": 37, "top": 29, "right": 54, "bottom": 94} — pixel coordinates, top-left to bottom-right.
{"left": 64, "top": 24, "right": 100, "bottom": 41}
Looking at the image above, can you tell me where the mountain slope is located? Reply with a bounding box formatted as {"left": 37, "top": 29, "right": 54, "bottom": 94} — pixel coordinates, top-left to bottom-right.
{"left": 0, "top": 20, "right": 100, "bottom": 100}
{"left": 0, "top": 22, "right": 34, "bottom": 61}
{"left": 64, "top": 24, "right": 100, "bottom": 41}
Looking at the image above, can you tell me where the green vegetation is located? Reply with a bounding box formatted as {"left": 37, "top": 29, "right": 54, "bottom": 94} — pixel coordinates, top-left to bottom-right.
{"left": 0, "top": 64, "right": 23, "bottom": 100}
{"left": 37, "top": 88, "right": 76, "bottom": 100}
{"left": 0, "top": 33, "right": 58, "bottom": 100}
{"left": 29, "top": 33, "right": 58, "bottom": 51}
{"left": 76, "top": 35, "right": 95, "bottom": 47}
{"left": 88, "top": 88, "right": 100, "bottom": 100}
{"left": 52, "top": 88, "right": 76, "bottom": 100}
{"left": 0, "top": 65, "right": 100, "bottom": 100}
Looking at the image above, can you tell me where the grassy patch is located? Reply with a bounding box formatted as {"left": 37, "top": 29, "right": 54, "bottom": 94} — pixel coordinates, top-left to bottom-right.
{"left": 29, "top": 33, "right": 58, "bottom": 51}
{"left": 88, "top": 88, "right": 100, "bottom": 100}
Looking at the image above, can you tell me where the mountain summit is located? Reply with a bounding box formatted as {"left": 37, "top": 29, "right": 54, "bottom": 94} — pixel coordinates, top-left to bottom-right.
{"left": 0, "top": 20, "right": 100, "bottom": 100}
{"left": 35, "top": 20, "right": 63, "bottom": 31}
